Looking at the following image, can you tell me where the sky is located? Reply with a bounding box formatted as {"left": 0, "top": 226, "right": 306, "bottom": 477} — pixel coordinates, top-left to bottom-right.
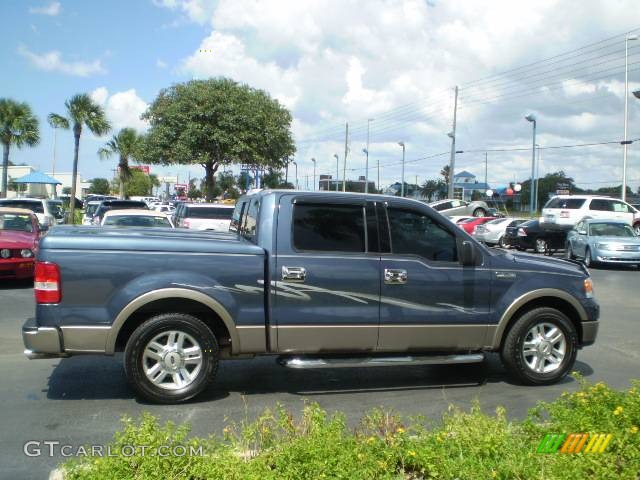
{"left": 2, "top": 0, "right": 640, "bottom": 193}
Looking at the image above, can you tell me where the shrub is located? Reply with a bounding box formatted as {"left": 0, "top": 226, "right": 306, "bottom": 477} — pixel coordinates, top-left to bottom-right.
{"left": 62, "top": 376, "right": 640, "bottom": 479}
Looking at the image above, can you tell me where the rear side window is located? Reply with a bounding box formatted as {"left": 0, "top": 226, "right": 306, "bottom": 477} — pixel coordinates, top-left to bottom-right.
{"left": 589, "top": 199, "right": 613, "bottom": 211}
{"left": 293, "top": 203, "right": 365, "bottom": 252}
{"left": 431, "top": 201, "right": 451, "bottom": 211}
{"left": 544, "top": 198, "right": 586, "bottom": 209}
{"left": 230, "top": 201, "right": 247, "bottom": 232}
{"left": 0, "top": 200, "right": 44, "bottom": 213}
{"left": 386, "top": 207, "right": 457, "bottom": 262}
{"left": 241, "top": 197, "right": 260, "bottom": 242}
{"left": 185, "top": 207, "right": 233, "bottom": 219}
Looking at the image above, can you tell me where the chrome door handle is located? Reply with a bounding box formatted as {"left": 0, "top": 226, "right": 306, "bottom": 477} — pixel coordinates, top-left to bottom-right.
{"left": 282, "top": 266, "right": 307, "bottom": 282}
{"left": 384, "top": 268, "right": 407, "bottom": 284}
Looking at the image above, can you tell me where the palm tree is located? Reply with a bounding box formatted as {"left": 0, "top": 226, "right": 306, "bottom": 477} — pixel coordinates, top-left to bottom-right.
{"left": 420, "top": 179, "right": 439, "bottom": 201}
{"left": 0, "top": 99, "right": 40, "bottom": 198}
{"left": 49, "top": 94, "right": 110, "bottom": 223}
{"left": 98, "top": 128, "right": 142, "bottom": 199}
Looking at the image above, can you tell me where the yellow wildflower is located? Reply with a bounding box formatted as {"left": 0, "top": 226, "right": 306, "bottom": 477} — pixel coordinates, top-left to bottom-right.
{"left": 614, "top": 406, "right": 624, "bottom": 416}
{"left": 630, "top": 425, "right": 638, "bottom": 434}
{"left": 408, "top": 450, "right": 416, "bottom": 457}
{"left": 396, "top": 427, "right": 405, "bottom": 434}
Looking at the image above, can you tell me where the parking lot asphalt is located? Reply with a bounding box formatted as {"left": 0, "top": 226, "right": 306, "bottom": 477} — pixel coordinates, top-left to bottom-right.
{"left": 1, "top": 265, "right": 639, "bottom": 479}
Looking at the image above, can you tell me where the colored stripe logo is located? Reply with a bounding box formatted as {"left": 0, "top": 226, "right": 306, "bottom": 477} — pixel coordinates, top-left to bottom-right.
{"left": 537, "top": 433, "right": 612, "bottom": 454}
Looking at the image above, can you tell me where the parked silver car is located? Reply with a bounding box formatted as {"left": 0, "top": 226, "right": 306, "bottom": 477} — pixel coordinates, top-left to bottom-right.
{"left": 473, "top": 217, "right": 528, "bottom": 247}
{"left": 428, "top": 199, "right": 489, "bottom": 217}
{"left": 565, "top": 219, "right": 640, "bottom": 267}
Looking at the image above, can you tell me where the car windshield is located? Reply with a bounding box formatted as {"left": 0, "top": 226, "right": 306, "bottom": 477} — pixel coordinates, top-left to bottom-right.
{"left": 544, "top": 198, "right": 586, "bottom": 209}
{"left": 47, "top": 201, "right": 64, "bottom": 219}
{"left": 85, "top": 204, "right": 100, "bottom": 216}
{"left": 185, "top": 207, "right": 234, "bottom": 219}
{"left": 0, "top": 213, "right": 34, "bottom": 232}
{"left": 104, "top": 215, "right": 172, "bottom": 227}
{"left": 589, "top": 223, "right": 635, "bottom": 237}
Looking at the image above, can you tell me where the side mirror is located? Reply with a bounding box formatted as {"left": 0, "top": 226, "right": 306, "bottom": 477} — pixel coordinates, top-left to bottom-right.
{"left": 460, "top": 240, "right": 476, "bottom": 266}
{"left": 578, "top": 229, "right": 587, "bottom": 235}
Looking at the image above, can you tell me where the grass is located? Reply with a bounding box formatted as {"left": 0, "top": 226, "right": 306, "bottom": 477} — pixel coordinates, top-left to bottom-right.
{"left": 61, "top": 375, "right": 640, "bottom": 479}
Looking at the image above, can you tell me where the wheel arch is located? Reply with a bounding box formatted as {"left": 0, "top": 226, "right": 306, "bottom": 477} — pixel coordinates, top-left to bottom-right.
{"left": 106, "top": 288, "right": 239, "bottom": 354}
{"left": 490, "top": 289, "right": 587, "bottom": 350}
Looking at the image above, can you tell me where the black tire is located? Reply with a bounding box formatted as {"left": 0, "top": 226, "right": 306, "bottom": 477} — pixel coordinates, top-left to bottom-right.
{"left": 498, "top": 236, "right": 507, "bottom": 248}
{"left": 473, "top": 208, "right": 486, "bottom": 217}
{"left": 501, "top": 307, "right": 578, "bottom": 385}
{"left": 124, "top": 313, "right": 218, "bottom": 404}
{"left": 564, "top": 242, "right": 574, "bottom": 260}
{"left": 584, "top": 247, "right": 595, "bottom": 268}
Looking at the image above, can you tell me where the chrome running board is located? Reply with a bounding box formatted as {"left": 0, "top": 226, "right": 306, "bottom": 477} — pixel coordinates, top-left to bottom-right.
{"left": 24, "top": 349, "right": 69, "bottom": 360}
{"left": 278, "top": 353, "right": 484, "bottom": 369}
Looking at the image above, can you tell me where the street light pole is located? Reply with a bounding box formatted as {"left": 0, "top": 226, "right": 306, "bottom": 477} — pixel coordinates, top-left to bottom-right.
{"left": 365, "top": 118, "right": 373, "bottom": 193}
{"left": 333, "top": 154, "right": 339, "bottom": 191}
{"left": 398, "top": 142, "right": 406, "bottom": 197}
{"left": 623, "top": 34, "right": 638, "bottom": 202}
{"left": 311, "top": 158, "right": 316, "bottom": 191}
{"left": 525, "top": 114, "right": 537, "bottom": 216}
{"left": 292, "top": 161, "right": 298, "bottom": 189}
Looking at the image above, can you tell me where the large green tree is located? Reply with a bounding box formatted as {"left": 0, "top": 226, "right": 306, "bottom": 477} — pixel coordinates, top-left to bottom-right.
{"left": 0, "top": 99, "right": 40, "bottom": 198}
{"left": 98, "top": 127, "right": 143, "bottom": 199}
{"left": 89, "top": 177, "right": 111, "bottom": 195}
{"left": 49, "top": 94, "right": 111, "bottom": 223}
{"left": 141, "top": 78, "right": 296, "bottom": 200}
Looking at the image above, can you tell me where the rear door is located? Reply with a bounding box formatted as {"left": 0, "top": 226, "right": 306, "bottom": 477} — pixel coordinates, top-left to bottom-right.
{"left": 272, "top": 195, "right": 380, "bottom": 353}
{"left": 377, "top": 201, "right": 491, "bottom": 352}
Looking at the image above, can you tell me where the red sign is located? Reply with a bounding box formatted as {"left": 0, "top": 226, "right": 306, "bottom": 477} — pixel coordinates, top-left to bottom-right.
{"left": 130, "top": 165, "right": 150, "bottom": 174}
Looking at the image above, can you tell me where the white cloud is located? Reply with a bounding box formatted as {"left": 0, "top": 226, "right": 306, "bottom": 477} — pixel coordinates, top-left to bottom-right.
{"left": 156, "top": 58, "right": 168, "bottom": 69}
{"left": 18, "top": 46, "right": 106, "bottom": 76}
{"left": 90, "top": 88, "right": 149, "bottom": 132}
{"left": 29, "top": 1, "right": 61, "bottom": 16}
{"left": 153, "top": 0, "right": 216, "bottom": 24}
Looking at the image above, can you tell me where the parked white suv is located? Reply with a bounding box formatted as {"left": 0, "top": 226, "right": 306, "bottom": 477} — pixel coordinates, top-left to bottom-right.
{"left": 176, "top": 204, "right": 234, "bottom": 231}
{"left": 0, "top": 198, "right": 64, "bottom": 227}
{"left": 541, "top": 195, "right": 640, "bottom": 234}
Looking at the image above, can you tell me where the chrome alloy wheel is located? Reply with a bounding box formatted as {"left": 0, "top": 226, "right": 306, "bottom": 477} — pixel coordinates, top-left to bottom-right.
{"left": 521, "top": 322, "right": 566, "bottom": 374}
{"left": 142, "top": 330, "right": 203, "bottom": 390}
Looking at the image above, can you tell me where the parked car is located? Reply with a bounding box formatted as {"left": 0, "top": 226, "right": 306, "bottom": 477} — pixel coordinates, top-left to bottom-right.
{"left": 0, "top": 208, "right": 41, "bottom": 279}
{"left": 175, "top": 204, "right": 235, "bottom": 231}
{"left": 23, "top": 191, "right": 599, "bottom": 403}
{"left": 565, "top": 219, "right": 640, "bottom": 268}
{"left": 153, "top": 204, "right": 175, "bottom": 215}
{"left": 82, "top": 201, "right": 102, "bottom": 225}
{"left": 0, "top": 198, "right": 63, "bottom": 227}
{"left": 83, "top": 195, "right": 117, "bottom": 209}
{"left": 457, "top": 216, "right": 496, "bottom": 234}
{"left": 541, "top": 195, "right": 640, "bottom": 234}
{"left": 429, "top": 199, "right": 490, "bottom": 217}
{"left": 504, "top": 220, "right": 567, "bottom": 253}
{"left": 447, "top": 216, "right": 473, "bottom": 224}
{"left": 101, "top": 209, "right": 174, "bottom": 228}
{"left": 92, "top": 200, "right": 148, "bottom": 224}
{"left": 473, "top": 217, "right": 528, "bottom": 247}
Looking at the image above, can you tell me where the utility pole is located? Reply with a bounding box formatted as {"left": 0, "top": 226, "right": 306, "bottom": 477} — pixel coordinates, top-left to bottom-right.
{"left": 484, "top": 152, "right": 488, "bottom": 193}
{"left": 333, "top": 154, "right": 339, "bottom": 191}
{"left": 377, "top": 159, "right": 380, "bottom": 193}
{"left": 51, "top": 126, "right": 58, "bottom": 198}
{"left": 365, "top": 119, "right": 373, "bottom": 193}
{"left": 342, "top": 122, "right": 349, "bottom": 192}
{"left": 447, "top": 85, "right": 459, "bottom": 199}
{"left": 398, "top": 141, "right": 406, "bottom": 197}
{"left": 311, "top": 158, "right": 316, "bottom": 191}
{"left": 623, "top": 34, "right": 638, "bottom": 202}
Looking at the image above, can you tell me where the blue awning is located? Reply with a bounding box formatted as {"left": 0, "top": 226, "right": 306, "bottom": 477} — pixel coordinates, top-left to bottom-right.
{"left": 12, "top": 171, "right": 62, "bottom": 185}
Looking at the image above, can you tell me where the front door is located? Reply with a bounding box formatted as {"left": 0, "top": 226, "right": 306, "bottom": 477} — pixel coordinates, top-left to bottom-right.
{"left": 377, "top": 202, "right": 491, "bottom": 352}
{"left": 272, "top": 195, "right": 380, "bottom": 353}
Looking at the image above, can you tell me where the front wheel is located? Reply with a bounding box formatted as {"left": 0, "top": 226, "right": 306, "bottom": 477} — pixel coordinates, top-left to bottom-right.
{"left": 634, "top": 223, "right": 640, "bottom": 236}
{"left": 535, "top": 238, "right": 548, "bottom": 254}
{"left": 473, "top": 208, "right": 486, "bottom": 217}
{"left": 501, "top": 307, "right": 577, "bottom": 385}
{"left": 564, "top": 242, "right": 574, "bottom": 260}
{"left": 124, "top": 313, "right": 218, "bottom": 404}
{"left": 584, "top": 247, "right": 595, "bottom": 268}
{"left": 498, "top": 235, "right": 507, "bottom": 248}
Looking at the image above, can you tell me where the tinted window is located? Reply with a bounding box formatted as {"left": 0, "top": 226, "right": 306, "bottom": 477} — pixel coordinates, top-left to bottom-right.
{"left": 104, "top": 215, "right": 172, "bottom": 227}
{"left": 241, "top": 197, "right": 260, "bottom": 242}
{"left": 230, "top": 201, "right": 247, "bottom": 232}
{"left": 387, "top": 207, "right": 457, "bottom": 262}
{"left": 589, "top": 223, "right": 634, "bottom": 237}
{"left": 185, "top": 207, "right": 234, "bottom": 219}
{"left": 508, "top": 219, "right": 527, "bottom": 227}
{"left": 0, "top": 213, "right": 34, "bottom": 232}
{"left": 544, "top": 198, "right": 586, "bottom": 209}
{"left": 611, "top": 201, "right": 633, "bottom": 213}
{"left": 432, "top": 201, "right": 451, "bottom": 211}
{"left": 589, "top": 199, "right": 612, "bottom": 211}
{"left": 293, "top": 203, "right": 365, "bottom": 252}
{"left": 0, "top": 200, "right": 44, "bottom": 213}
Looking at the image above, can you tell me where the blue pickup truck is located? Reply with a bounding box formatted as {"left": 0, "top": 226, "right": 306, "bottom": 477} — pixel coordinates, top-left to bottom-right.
{"left": 23, "top": 190, "right": 599, "bottom": 403}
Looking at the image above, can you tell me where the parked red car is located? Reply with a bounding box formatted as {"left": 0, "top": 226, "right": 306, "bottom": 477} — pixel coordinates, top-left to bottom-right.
{"left": 0, "top": 208, "right": 41, "bottom": 280}
{"left": 458, "top": 216, "right": 496, "bottom": 234}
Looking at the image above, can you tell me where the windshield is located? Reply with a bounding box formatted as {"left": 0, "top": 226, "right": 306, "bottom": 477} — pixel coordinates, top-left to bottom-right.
{"left": 103, "top": 215, "right": 172, "bottom": 227}
{"left": 589, "top": 223, "right": 635, "bottom": 237}
{"left": 85, "top": 204, "right": 100, "bottom": 216}
{"left": 0, "top": 213, "right": 34, "bottom": 233}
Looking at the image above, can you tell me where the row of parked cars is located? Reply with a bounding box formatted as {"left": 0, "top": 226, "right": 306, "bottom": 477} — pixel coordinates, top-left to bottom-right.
{"left": 433, "top": 195, "right": 640, "bottom": 268}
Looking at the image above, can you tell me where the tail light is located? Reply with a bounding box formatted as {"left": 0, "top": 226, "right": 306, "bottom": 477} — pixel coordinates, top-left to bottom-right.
{"left": 517, "top": 227, "right": 527, "bottom": 237}
{"left": 183, "top": 219, "right": 190, "bottom": 228}
{"left": 34, "top": 261, "right": 61, "bottom": 303}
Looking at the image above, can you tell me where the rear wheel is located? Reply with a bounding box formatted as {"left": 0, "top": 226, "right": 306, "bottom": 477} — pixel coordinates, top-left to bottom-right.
{"left": 535, "top": 238, "right": 548, "bottom": 254}
{"left": 498, "top": 235, "right": 507, "bottom": 248}
{"left": 634, "top": 223, "right": 640, "bottom": 236}
{"left": 501, "top": 307, "right": 577, "bottom": 385}
{"left": 473, "top": 208, "right": 486, "bottom": 217}
{"left": 124, "top": 313, "right": 218, "bottom": 404}
{"left": 564, "top": 242, "right": 574, "bottom": 260}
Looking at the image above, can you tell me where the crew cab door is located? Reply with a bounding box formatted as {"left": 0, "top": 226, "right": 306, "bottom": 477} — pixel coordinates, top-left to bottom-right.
{"left": 272, "top": 195, "right": 380, "bottom": 353}
{"left": 377, "top": 201, "right": 491, "bottom": 352}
